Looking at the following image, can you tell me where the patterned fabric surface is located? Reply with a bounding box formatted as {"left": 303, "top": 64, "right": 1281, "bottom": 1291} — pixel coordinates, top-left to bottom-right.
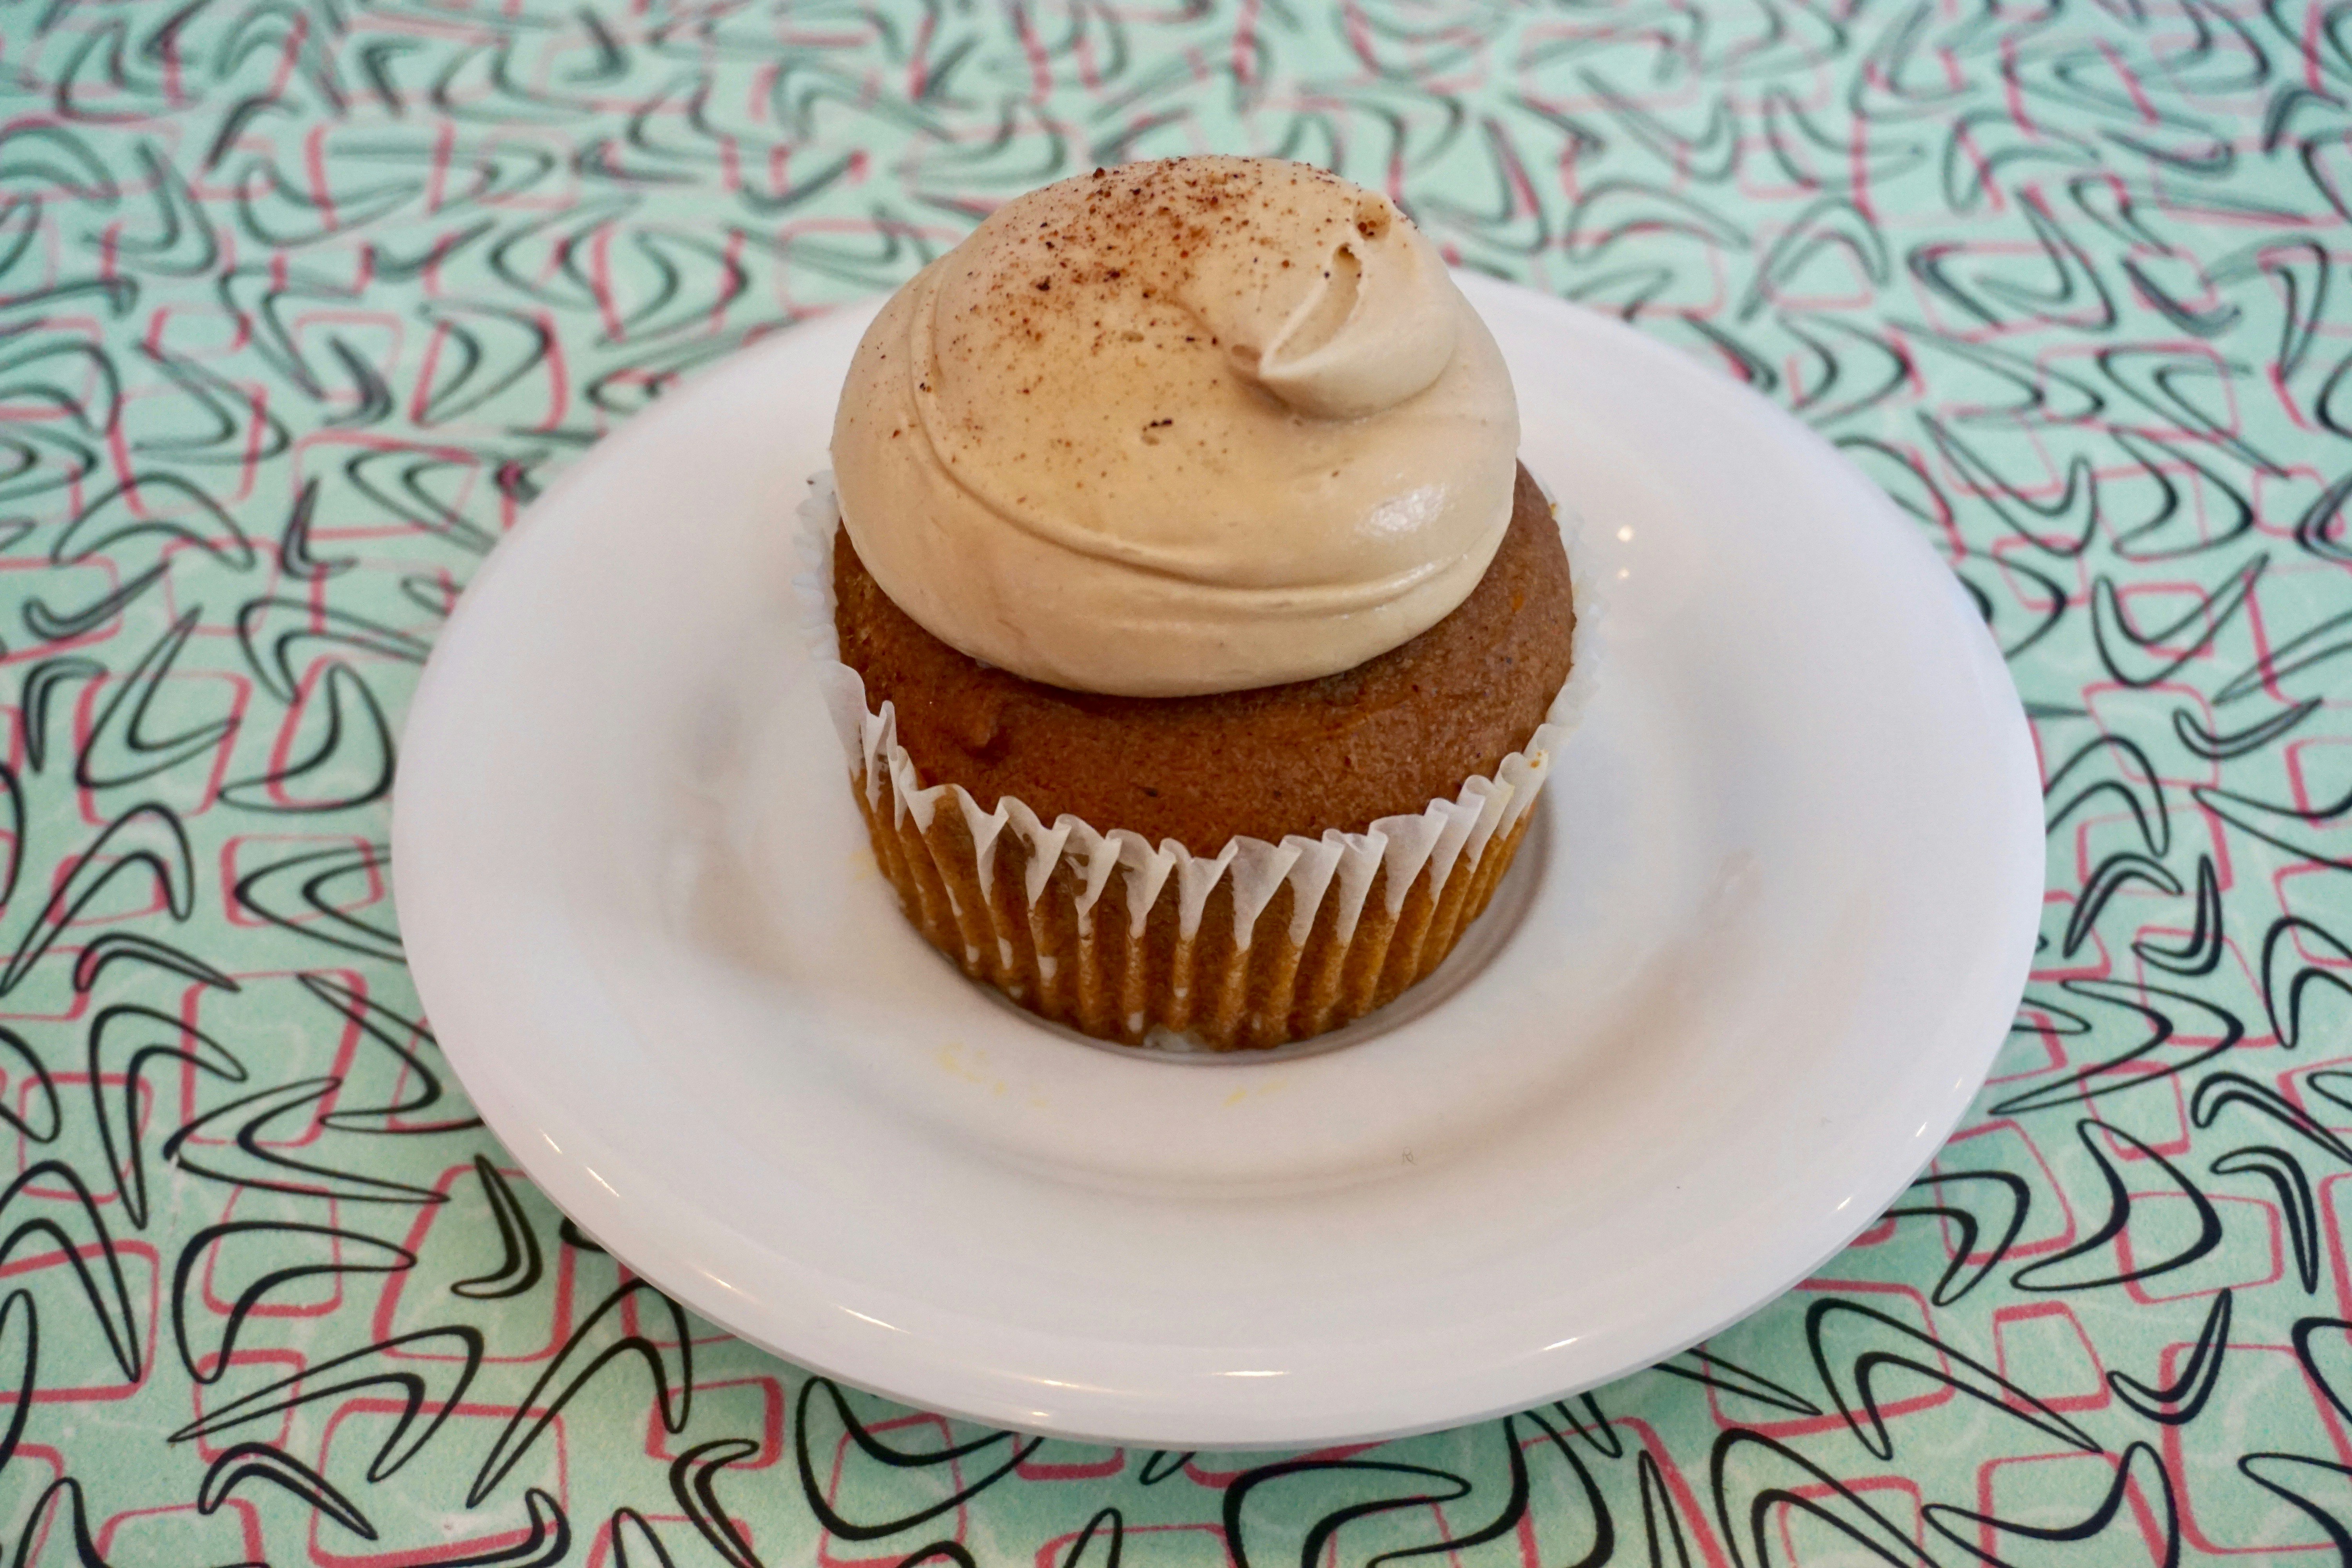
{"left": 0, "top": 0, "right": 2347, "bottom": 1562}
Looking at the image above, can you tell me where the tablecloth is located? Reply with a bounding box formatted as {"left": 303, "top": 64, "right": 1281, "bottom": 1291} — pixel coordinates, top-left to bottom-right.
{"left": 0, "top": 0, "right": 2347, "bottom": 1561}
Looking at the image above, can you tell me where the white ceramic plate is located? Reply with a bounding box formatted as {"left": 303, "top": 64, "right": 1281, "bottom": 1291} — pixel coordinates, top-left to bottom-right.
{"left": 392, "top": 275, "right": 2043, "bottom": 1449}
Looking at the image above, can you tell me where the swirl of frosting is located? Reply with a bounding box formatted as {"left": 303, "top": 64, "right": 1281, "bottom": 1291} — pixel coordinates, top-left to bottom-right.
{"left": 829, "top": 156, "right": 1519, "bottom": 697}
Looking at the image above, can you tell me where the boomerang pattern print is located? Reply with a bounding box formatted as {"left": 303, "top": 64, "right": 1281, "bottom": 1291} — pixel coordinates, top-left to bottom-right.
{"left": 0, "top": 0, "right": 2348, "bottom": 1561}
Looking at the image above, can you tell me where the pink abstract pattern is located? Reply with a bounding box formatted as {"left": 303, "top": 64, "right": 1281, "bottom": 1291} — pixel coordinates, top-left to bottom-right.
{"left": 0, "top": 0, "right": 2348, "bottom": 1561}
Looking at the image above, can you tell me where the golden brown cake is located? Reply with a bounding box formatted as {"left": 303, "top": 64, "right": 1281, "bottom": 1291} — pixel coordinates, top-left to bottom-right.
{"left": 834, "top": 464, "right": 1572, "bottom": 849}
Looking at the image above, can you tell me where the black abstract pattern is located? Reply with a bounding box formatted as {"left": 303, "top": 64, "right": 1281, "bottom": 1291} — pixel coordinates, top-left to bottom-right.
{"left": 0, "top": 0, "right": 2347, "bottom": 1561}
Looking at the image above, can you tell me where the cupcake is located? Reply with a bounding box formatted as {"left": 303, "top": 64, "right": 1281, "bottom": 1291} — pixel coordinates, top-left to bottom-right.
{"left": 803, "top": 156, "right": 1577, "bottom": 1051}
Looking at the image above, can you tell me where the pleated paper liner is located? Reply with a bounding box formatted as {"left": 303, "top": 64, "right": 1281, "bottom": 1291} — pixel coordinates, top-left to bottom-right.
{"left": 795, "top": 474, "right": 1599, "bottom": 1052}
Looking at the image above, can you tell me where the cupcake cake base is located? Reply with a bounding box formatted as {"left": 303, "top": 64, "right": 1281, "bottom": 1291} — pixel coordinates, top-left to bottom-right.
{"left": 796, "top": 475, "right": 1585, "bottom": 1053}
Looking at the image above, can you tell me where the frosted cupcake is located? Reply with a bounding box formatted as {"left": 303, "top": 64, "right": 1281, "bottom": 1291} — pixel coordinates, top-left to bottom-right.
{"left": 802, "top": 157, "right": 1576, "bottom": 1051}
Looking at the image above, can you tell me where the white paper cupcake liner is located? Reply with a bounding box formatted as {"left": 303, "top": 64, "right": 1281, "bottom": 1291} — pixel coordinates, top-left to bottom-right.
{"left": 791, "top": 471, "right": 1606, "bottom": 1050}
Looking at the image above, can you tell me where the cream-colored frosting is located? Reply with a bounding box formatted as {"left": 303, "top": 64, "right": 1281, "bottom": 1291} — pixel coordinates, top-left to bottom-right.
{"left": 829, "top": 156, "right": 1519, "bottom": 697}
